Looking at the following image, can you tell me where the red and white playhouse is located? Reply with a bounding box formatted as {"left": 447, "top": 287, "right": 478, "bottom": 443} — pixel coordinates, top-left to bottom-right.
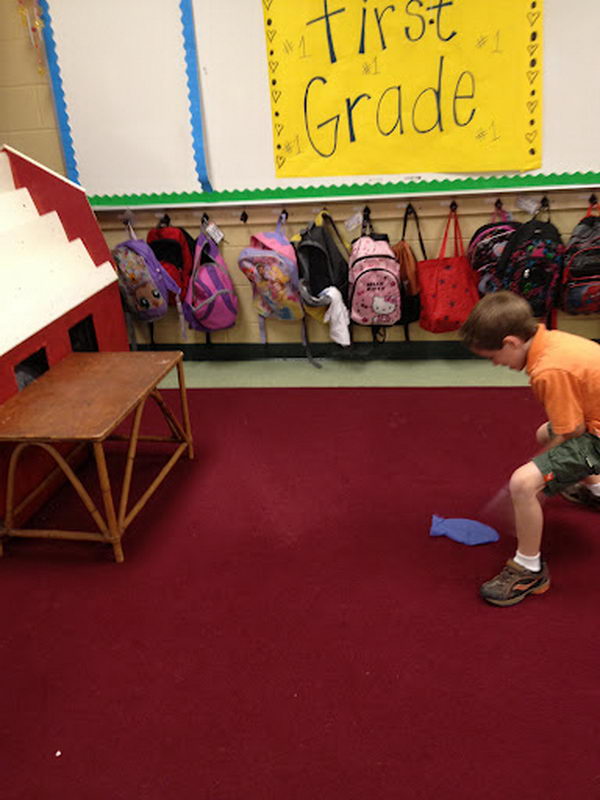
{"left": 0, "top": 145, "right": 129, "bottom": 522}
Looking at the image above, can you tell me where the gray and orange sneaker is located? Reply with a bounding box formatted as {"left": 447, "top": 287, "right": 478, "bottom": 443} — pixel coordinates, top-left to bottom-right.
{"left": 480, "top": 559, "right": 550, "bottom": 607}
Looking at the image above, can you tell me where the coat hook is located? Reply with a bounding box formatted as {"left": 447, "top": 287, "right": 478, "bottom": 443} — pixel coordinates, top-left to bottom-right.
{"left": 280, "top": 209, "right": 288, "bottom": 222}
{"left": 494, "top": 198, "right": 503, "bottom": 209}
{"left": 540, "top": 195, "right": 549, "bottom": 209}
{"left": 589, "top": 193, "right": 598, "bottom": 206}
{"left": 240, "top": 210, "right": 248, "bottom": 223}
{"left": 201, "top": 212, "right": 209, "bottom": 226}
{"left": 450, "top": 200, "right": 458, "bottom": 212}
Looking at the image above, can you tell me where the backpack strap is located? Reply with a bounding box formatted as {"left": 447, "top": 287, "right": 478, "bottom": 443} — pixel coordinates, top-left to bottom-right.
{"left": 361, "top": 206, "right": 374, "bottom": 237}
{"left": 301, "top": 317, "right": 322, "bottom": 368}
{"left": 258, "top": 315, "right": 321, "bottom": 368}
{"left": 585, "top": 200, "right": 600, "bottom": 217}
{"left": 175, "top": 294, "right": 187, "bottom": 341}
{"left": 492, "top": 198, "right": 509, "bottom": 223}
{"left": 258, "top": 314, "right": 267, "bottom": 345}
{"left": 317, "top": 210, "right": 351, "bottom": 256}
{"left": 402, "top": 203, "right": 427, "bottom": 259}
{"left": 371, "top": 326, "right": 387, "bottom": 344}
{"left": 533, "top": 196, "right": 552, "bottom": 222}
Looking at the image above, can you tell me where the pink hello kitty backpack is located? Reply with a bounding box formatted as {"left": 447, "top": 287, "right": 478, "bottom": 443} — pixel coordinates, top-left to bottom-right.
{"left": 348, "top": 212, "right": 402, "bottom": 330}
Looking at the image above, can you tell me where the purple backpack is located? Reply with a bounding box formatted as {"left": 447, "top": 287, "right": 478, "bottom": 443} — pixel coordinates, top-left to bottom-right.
{"left": 237, "top": 216, "right": 304, "bottom": 329}
{"left": 348, "top": 234, "right": 402, "bottom": 326}
{"left": 182, "top": 234, "right": 238, "bottom": 332}
{"left": 112, "top": 239, "right": 180, "bottom": 321}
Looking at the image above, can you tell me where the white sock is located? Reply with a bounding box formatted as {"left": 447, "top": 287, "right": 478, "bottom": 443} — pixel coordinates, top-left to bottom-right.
{"left": 588, "top": 483, "right": 600, "bottom": 497}
{"left": 514, "top": 551, "right": 541, "bottom": 572}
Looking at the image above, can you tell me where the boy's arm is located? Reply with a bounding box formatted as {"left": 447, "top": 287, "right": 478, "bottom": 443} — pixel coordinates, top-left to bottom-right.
{"left": 531, "top": 371, "right": 586, "bottom": 444}
{"left": 537, "top": 422, "right": 586, "bottom": 456}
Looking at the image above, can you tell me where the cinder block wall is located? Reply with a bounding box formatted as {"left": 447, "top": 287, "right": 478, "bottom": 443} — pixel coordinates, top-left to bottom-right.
{"left": 0, "top": 1, "right": 64, "bottom": 175}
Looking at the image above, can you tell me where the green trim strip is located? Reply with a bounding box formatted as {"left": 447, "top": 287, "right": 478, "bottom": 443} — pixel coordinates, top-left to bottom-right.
{"left": 90, "top": 171, "right": 600, "bottom": 208}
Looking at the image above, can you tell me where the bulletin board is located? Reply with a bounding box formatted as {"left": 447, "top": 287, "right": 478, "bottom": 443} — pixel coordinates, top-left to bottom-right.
{"left": 39, "top": 0, "right": 600, "bottom": 207}
{"left": 264, "top": 0, "right": 540, "bottom": 177}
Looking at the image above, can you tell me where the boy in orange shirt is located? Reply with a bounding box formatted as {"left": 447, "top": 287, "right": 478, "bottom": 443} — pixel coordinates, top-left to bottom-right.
{"left": 460, "top": 291, "right": 600, "bottom": 607}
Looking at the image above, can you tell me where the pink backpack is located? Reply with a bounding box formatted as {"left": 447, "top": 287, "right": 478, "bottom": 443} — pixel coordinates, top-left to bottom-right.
{"left": 349, "top": 232, "right": 402, "bottom": 326}
{"left": 237, "top": 215, "right": 304, "bottom": 340}
{"left": 182, "top": 233, "right": 238, "bottom": 332}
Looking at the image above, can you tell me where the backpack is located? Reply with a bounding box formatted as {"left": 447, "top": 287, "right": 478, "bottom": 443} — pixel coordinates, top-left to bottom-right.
{"left": 294, "top": 211, "right": 350, "bottom": 304}
{"left": 349, "top": 211, "right": 402, "bottom": 329}
{"left": 391, "top": 203, "right": 426, "bottom": 340}
{"left": 237, "top": 214, "right": 304, "bottom": 342}
{"left": 560, "top": 204, "right": 600, "bottom": 315}
{"left": 147, "top": 215, "right": 196, "bottom": 300}
{"left": 112, "top": 239, "right": 181, "bottom": 322}
{"left": 496, "top": 206, "right": 564, "bottom": 319}
{"left": 467, "top": 203, "right": 521, "bottom": 295}
{"left": 182, "top": 233, "right": 238, "bottom": 332}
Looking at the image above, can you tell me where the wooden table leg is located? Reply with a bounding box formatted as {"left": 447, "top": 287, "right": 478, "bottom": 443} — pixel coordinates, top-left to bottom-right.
{"left": 93, "top": 441, "right": 124, "bottom": 563}
{"left": 118, "top": 399, "right": 145, "bottom": 530}
{"left": 176, "top": 360, "right": 194, "bottom": 459}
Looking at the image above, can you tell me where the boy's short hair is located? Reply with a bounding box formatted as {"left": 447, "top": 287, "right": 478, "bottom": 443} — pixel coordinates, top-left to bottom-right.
{"left": 460, "top": 291, "right": 538, "bottom": 350}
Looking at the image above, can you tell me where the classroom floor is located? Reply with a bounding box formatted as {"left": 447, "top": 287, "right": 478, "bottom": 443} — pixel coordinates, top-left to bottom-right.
{"left": 160, "top": 358, "right": 530, "bottom": 389}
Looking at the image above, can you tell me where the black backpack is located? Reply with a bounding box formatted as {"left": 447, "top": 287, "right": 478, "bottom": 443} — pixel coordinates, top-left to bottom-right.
{"left": 467, "top": 201, "right": 521, "bottom": 295}
{"left": 561, "top": 204, "right": 600, "bottom": 315}
{"left": 294, "top": 211, "right": 350, "bottom": 304}
{"left": 496, "top": 202, "right": 564, "bottom": 320}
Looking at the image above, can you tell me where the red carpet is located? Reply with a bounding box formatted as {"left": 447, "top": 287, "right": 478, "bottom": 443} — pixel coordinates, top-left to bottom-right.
{"left": 1, "top": 387, "right": 598, "bottom": 799}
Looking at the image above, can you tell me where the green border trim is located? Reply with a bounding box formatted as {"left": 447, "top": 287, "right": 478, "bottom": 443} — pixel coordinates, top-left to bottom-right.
{"left": 90, "top": 171, "right": 600, "bottom": 208}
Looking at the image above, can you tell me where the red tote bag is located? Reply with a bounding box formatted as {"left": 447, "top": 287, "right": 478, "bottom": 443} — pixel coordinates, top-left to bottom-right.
{"left": 417, "top": 208, "right": 479, "bottom": 333}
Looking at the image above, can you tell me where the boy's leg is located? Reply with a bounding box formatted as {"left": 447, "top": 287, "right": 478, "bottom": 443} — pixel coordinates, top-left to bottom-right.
{"left": 509, "top": 461, "right": 546, "bottom": 556}
{"left": 555, "top": 430, "right": 600, "bottom": 508}
{"left": 480, "top": 460, "right": 550, "bottom": 607}
{"left": 537, "top": 423, "right": 600, "bottom": 508}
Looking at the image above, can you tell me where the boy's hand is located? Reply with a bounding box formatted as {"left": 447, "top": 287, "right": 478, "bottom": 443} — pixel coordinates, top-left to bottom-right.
{"left": 536, "top": 423, "right": 585, "bottom": 456}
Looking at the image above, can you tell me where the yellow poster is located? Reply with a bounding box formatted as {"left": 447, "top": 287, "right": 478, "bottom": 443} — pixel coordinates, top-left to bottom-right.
{"left": 263, "top": 0, "right": 542, "bottom": 177}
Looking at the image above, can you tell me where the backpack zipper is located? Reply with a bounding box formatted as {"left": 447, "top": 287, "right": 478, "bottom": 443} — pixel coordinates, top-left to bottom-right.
{"left": 349, "top": 266, "right": 401, "bottom": 305}
{"left": 351, "top": 254, "right": 398, "bottom": 267}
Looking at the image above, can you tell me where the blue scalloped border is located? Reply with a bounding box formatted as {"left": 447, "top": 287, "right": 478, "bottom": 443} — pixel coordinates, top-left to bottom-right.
{"left": 38, "top": 0, "right": 80, "bottom": 184}
{"left": 179, "top": 0, "right": 213, "bottom": 192}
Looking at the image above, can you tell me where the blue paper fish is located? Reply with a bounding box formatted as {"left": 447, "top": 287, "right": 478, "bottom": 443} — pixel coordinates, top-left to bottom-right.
{"left": 430, "top": 514, "right": 499, "bottom": 546}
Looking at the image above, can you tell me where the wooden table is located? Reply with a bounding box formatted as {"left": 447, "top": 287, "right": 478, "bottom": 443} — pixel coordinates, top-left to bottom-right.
{"left": 0, "top": 351, "right": 193, "bottom": 562}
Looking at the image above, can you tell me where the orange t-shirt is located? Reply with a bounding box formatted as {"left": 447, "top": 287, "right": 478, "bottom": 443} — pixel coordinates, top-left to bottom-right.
{"left": 526, "top": 325, "right": 600, "bottom": 437}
